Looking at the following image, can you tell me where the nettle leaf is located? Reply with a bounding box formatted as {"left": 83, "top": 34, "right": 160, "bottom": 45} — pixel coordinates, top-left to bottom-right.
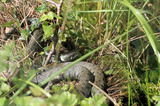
{"left": 40, "top": 14, "right": 50, "bottom": 22}
{"left": 40, "top": 11, "right": 61, "bottom": 22}
{"left": 42, "top": 21, "right": 53, "bottom": 39}
{"left": 47, "top": 12, "right": 56, "bottom": 20}
{"left": 35, "top": 2, "right": 47, "bottom": 13}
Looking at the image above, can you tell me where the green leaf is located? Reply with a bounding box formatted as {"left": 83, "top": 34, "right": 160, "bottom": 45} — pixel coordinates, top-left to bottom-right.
{"left": 47, "top": 11, "right": 57, "bottom": 20}
{"left": 15, "top": 96, "right": 45, "bottom": 106}
{"left": 1, "top": 0, "right": 6, "bottom": 3}
{"left": 152, "top": 96, "right": 160, "bottom": 102}
{"left": 0, "top": 97, "right": 9, "bottom": 106}
{"left": 29, "top": 86, "right": 43, "bottom": 97}
{"left": 29, "top": 98, "right": 45, "bottom": 106}
{"left": 148, "top": 68, "right": 159, "bottom": 84}
{"left": 40, "top": 14, "right": 49, "bottom": 22}
{"left": 46, "top": 92, "right": 78, "bottom": 105}
{"left": 2, "top": 21, "right": 15, "bottom": 27}
{"left": 0, "top": 77, "right": 7, "bottom": 82}
{"left": 1, "top": 82, "right": 10, "bottom": 92}
{"left": 35, "top": 2, "right": 47, "bottom": 13}
{"left": 20, "top": 79, "right": 51, "bottom": 98}
{"left": 15, "top": 96, "right": 32, "bottom": 106}
{"left": 61, "top": 92, "right": 78, "bottom": 105}
{"left": 52, "top": 85, "right": 63, "bottom": 93}
{"left": 42, "top": 21, "right": 53, "bottom": 39}
{"left": 30, "top": 18, "right": 40, "bottom": 31}
{"left": 20, "top": 28, "right": 31, "bottom": 40}
{"left": 156, "top": 101, "right": 160, "bottom": 106}
{"left": 40, "top": 11, "right": 61, "bottom": 22}
{"left": 81, "top": 94, "right": 107, "bottom": 106}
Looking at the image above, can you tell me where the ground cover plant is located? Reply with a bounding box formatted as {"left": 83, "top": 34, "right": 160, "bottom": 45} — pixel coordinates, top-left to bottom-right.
{"left": 0, "top": 0, "right": 160, "bottom": 105}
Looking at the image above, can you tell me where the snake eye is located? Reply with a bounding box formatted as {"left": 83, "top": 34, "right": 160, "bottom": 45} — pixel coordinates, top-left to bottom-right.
{"left": 42, "top": 69, "right": 46, "bottom": 72}
{"left": 70, "top": 56, "right": 73, "bottom": 60}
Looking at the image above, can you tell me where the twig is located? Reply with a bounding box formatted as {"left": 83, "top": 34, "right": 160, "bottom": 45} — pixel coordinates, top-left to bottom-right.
{"left": 29, "top": 33, "right": 43, "bottom": 48}
{"left": 44, "top": 42, "right": 55, "bottom": 66}
{"left": 45, "top": 0, "right": 58, "bottom": 7}
{"left": 88, "top": 81, "right": 119, "bottom": 106}
{"left": 44, "top": 0, "right": 63, "bottom": 66}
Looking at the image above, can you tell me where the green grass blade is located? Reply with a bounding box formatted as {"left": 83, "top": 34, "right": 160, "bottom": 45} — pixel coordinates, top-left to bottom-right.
{"left": 78, "top": 9, "right": 128, "bottom": 13}
{"left": 119, "top": 0, "right": 160, "bottom": 64}
{"left": 9, "top": 74, "right": 35, "bottom": 100}
{"left": 20, "top": 79, "right": 51, "bottom": 98}
{"left": 119, "top": 1, "right": 160, "bottom": 105}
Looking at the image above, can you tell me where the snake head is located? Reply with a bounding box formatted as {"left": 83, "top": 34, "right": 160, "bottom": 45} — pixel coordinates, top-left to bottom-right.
{"left": 60, "top": 51, "right": 79, "bottom": 62}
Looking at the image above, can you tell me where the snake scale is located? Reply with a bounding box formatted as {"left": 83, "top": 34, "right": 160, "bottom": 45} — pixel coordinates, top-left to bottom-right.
{"left": 27, "top": 23, "right": 105, "bottom": 98}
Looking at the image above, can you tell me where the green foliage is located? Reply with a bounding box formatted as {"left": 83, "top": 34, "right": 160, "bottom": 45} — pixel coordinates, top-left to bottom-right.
{"left": 0, "top": 97, "right": 9, "bottom": 106}
{"left": 81, "top": 94, "right": 107, "bottom": 106}
{"left": 40, "top": 11, "right": 61, "bottom": 21}
{"left": 0, "top": 77, "right": 10, "bottom": 96}
{"left": 15, "top": 96, "right": 45, "bottom": 106}
{"left": 148, "top": 68, "right": 159, "bottom": 84}
{"left": 1, "top": 21, "right": 15, "bottom": 27}
{"left": 52, "top": 83, "right": 74, "bottom": 94}
{"left": 46, "top": 92, "right": 78, "bottom": 105}
{"left": 0, "top": 41, "right": 17, "bottom": 73}
{"left": 0, "top": 91, "right": 107, "bottom": 105}
{"left": 1, "top": 0, "right": 6, "bottom": 3}
{"left": 36, "top": 3, "right": 63, "bottom": 40}
{"left": 42, "top": 21, "right": 54, "bottom": 39}
{"left": 30, "top": 18, "right": 40, "bottom": 31}
{"left": 1, "top": 0, "right": 160, "bottom": 105}
{"left": 152, "top": 96, "right": 160, "bottom": 106}
{"left": 1, "top": 82, "right": 10, "bottom": 92}
{"left": 120, "top": 0, "right": 160, "bottom": 65}
{"left": 141, "top": 78, "right": 160, "bottom": 105}
{"left": 20, "top": 28, "right": 31, "bottom": 40}
{"left": 35, "top": 2, "right": 48, "bottom": 13}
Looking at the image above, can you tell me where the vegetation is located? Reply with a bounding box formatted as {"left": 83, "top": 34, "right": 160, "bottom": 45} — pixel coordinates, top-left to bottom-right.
{"left": 0, "top": 0, "right": 160, "bottom": 105}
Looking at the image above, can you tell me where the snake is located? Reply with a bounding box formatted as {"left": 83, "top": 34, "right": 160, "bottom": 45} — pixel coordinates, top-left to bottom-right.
{"left": 24, "top": 20, "right": 105, "bottom": 98}
{"left": 2, "top": 17, "right": 109, "bottom": 104}
{"left": 32, "top": 60, "right": 105, "bottom": 97}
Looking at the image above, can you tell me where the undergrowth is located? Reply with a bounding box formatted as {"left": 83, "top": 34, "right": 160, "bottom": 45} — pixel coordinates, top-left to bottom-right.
{"left": 0, "top": 0, "right": 160, "bottom": 105}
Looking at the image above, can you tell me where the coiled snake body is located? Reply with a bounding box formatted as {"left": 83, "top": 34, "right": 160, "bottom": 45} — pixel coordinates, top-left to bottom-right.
{"left": 32, "top": 62, "right": 105, "bottom": 97}
{"left": 27, "top": 24, "right": 105, "bottom": 97}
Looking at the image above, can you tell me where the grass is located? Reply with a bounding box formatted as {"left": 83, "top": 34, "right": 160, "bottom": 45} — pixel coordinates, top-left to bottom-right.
{"left": 0, "top": 0, "right": 160, "bottom": 105}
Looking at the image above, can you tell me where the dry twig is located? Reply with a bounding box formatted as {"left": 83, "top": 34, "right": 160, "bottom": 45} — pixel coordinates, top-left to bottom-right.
{"left": 44, "top": 0, "right": 63, "bottom": 66}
